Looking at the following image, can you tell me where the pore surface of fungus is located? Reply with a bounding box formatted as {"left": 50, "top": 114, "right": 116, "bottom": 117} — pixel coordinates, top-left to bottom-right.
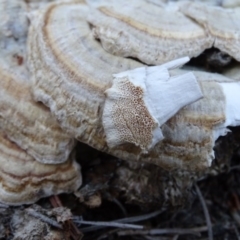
{"left": 103, "top": 57, "right": 203, "bottom": 152}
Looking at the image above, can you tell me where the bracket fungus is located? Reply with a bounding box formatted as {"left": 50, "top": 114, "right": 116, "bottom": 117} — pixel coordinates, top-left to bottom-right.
{"left": 26, "top": 0, "right": 240, "bottom": 171}
{"left": 0, "top": 133, "right": 81, "bottom": 205}
{"left": 28, "top": 1, "right": 212, "bottom": 170}
{"left": 87, "top": 0, "right": 213, "bottom": 65}
{"left": 0, "top": 0, "right": 240, "bottom": 208}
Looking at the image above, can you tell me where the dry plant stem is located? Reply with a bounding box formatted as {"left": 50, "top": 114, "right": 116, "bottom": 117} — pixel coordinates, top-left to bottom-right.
{"left": 232, "top": 224, "right": 240, "bottom": 240}
{"left": 172, "top": 235, "right": 179, "bottom": 240}
{"left": 117, "top": 228, "right": 201, "bottom": 237}
{"left": 230, "top": 193, "right": 240, "bottom": 227}
{"left": 26, "top": 208, "right": 63, "bottom": 229}
{"left": 112, "top": 197, "right": 127, "bottom": 217}
{"left": 49, "top": 195, "right": 82, "bottom": 240}
{"left": 194, "top": 183, "right": 213, "bottom": 240}
{"left": 230, "top": 165, "right": 240, "bottom": 171}
{"left": 78, "top": 209, "right": 165, "bottom": 232}
{"left": 75, "top": 218, "right": 144, "bottom": 229}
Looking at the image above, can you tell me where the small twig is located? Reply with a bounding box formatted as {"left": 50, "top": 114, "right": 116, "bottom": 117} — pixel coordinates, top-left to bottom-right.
{"left": 112, "top": 198, "right": 128, "bottom": 217}
{"left": 231, "top": 211, "right": 240, "bottom": 227}
{"left": 96, "top": 229, "right": 120, "bottom": 240}
{"left": 172, "top": 235, "right": 179, "bottom": 240}
{"left": 117, "top": 228, "right": 201, "bottom": 237}
{"left": 49, "top": 195, "right": 82, "bottom": 240}
{"left": 144, "top": 236, "right": 170, "bottom": 240}
{"left": 78, "top": 208, "right": 165, "bottom": 232}
{"left": 26, "top": 208, "right": 63, "bottom": 229}
{"left": 233, "top": 224, "right": 240, "bottom": 240}
{"left": 74, "top": 218, "right": 143, "bottom": 229}
{"left": 188, "top": 226, "right": 209, "bottom": 232}
{"left": 118, "top": 208, "right": 166, "bottom": 223}
{"left": 230, "top": 165, "right": 240, "bottom": 171}
{"left": 194, "top": 183, "right": 213, "bottom": 240}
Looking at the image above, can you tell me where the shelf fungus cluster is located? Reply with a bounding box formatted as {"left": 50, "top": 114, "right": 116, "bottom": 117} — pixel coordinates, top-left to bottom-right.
{"left": 27, "top": 0, "right": 240, "bottom": 172}
{"left": 1, "top": 0, "right": 240, "bottom": 206}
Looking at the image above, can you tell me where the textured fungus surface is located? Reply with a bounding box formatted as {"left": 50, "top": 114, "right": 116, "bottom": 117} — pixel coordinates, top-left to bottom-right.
{"left": 0, "top": 133, "right": 81, "bottom": 205}
{"left": 0, "top": 66, "right": 76, "bottom": 164}
{"left": 87, "top": 0, "right": 213, "bottom": 65}
{"left": 180, "top": 1, "right": 240, "bottom": 62}
{"left": 27, "top": 1, "right": 142, "bottom": 155}
{"left": 0, "top": 0, "right": 75, "bottom": 164}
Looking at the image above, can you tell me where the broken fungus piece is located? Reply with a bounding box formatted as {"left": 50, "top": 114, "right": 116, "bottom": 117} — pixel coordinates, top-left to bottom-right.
{"left": 87, "top": 0, "right": 213, "bottom": 65}
{"left": 0, "top": 133, "right": 81, "bottom": 205}
{"left": 179, "top": 1, "right": 240, "bottom": 62}
{"left": 103, "top": 57, "right": 203, "bottom": 152}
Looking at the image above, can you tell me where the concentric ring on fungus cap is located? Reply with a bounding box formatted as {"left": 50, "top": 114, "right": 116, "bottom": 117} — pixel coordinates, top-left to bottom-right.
{"left": 87, "top": 0, "right": 213, "bottom": 65}
{"left": 0, "top": 133, "right": 81, "bottom": 205}
{"left": 0, "top": 0, "right": 76, "bottom": 164}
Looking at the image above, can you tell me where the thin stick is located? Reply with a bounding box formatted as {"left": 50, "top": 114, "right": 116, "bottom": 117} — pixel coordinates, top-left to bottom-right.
{"left": 49, "top": 195, "right": 82, "bottom": 240}
{"left": 233, "top": 224, "right": 240, "bottom": 240}
{"left": 26, "top": 208, "right": 63, "bottom": 229}
{"left": 117, "top": 228, "right": 201, "bottom": 237}
{"left": 75, "top": 218, "right": 143, "bottom": 229}
{"left": 172, "top": 235, "right": 179, "bottom": 240}
{"left": 194, "top": 183, "right": 213, "bottom": 240}
{"left": 230, "top": 165, "right": 240, "bottom": 171}
{"left": 78, "top": 208, "right": 165, "bottom": 232}
{"left": 112, "top": 197, "right": 128, "bottom": 217}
